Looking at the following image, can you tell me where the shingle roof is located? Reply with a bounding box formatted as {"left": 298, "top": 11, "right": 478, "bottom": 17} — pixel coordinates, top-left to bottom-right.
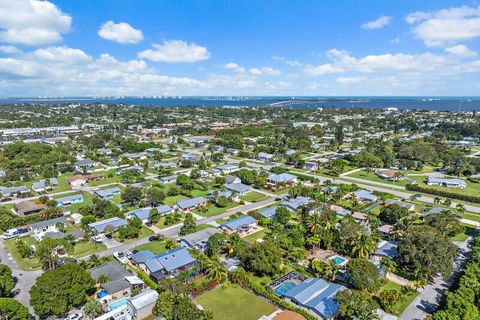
{"left": 90, "top": 262, "right": 131, "bottom": 282}
{"left": 144, "top": 248, "right": 196, "bottom": 273}
{"left": 258, "top": 206, "right": 278, "bottom": 219}
{"left": 88, "top": 217, "right": 127, "bottom": 233}
{"left": 30, "top": 216, "right": 66, "bottom": 230}
{"left": 177, "top": 227, "right": 219, "bottom": 248}
{"left": 267, "top": 173, "right": 297, "bottom": 183}
{"left": 94, "top": 187, "right": 120, "bottom": 198}
{"left": 225, "top": 183, "right": 251, "bottom": 194}
{"left": 374, "top": 240, "right": 398, "bottom": 259}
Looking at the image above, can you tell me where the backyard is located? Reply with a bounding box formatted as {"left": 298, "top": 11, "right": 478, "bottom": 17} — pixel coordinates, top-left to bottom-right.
{"left": 378, "top": 281, "right": 419, "bottom": 316}
{"left": 195, "top": 285, "right": 277, "bottom": 320}
{"left": 4, "top": 237, "right": 42, "bottom": 271}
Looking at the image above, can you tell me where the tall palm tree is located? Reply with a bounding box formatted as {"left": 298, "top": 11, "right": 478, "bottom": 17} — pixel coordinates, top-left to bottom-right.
{"left": 351, "top": 233, "right": 377, "bottom": 258}
{"left": 380, "top": 257, "right": 397, "bottom": 275}
{"left": 433, "top": 197, "right": 441, "bottom": 205}
{"left": 305, "top": 213, "right": 323, "bottom": 234}
{"left": 225, "top": 233, "right": 241, "bottom": 256}
{"left": 205, "top": 257, "right": 227, "bottom": 282}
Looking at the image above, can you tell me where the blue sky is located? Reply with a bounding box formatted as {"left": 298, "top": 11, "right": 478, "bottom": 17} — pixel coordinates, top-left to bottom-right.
{"left": 1, "top": 0, "right": 480, "bottom": 96}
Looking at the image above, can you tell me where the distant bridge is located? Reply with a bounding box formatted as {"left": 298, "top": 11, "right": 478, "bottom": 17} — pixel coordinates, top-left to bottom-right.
{"left": 269, "top": 100, "right": 319, "bottom": 107}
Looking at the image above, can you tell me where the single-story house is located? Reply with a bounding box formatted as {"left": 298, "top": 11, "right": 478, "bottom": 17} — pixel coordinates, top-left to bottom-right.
{"left": 74, "top": 159, "right": 98, "bottom": 172}
{"left": 97, "top": 148, "right": 112, "bottom": 155}
{"left": 55, "top": 194, "right": 84, "bottom": 207}
{"left": 15, "top": 200, "right": 45, "bottom": 216}
{"left": 258, "top": 206, "right": 278, "bottom": 219}
{"left": 281, "top": 196, "right": 313, "bottom": 212}
{"left": 384, "top": 199, "right": 415, "bottom": 211}
{"left": 88, "top": 217, "right": 128, "bottom": 234}
{"left": 180, "top": 153, "right": 199, "bottom": 162}
{"left": 304, "top": 162, "right": 318, "bottom": 171}
{"left": 423, "top": 207, "right": 445, "bottom": 217}
{"left": 329, "top": 205, "right": 351, "bottom": 218}
{"left": 69, "top": 213, "right": 83, "bottom": 224}
{"left": 258, "top": 152, "right": 275, "bottom": 162}
{"left": 0, "top": 186, "right": 29, "bottom": 197}
{"left": 159, "top": 175, "right": 178, "bottom": 184}
{"left": 225, "top": 182, "right": 251, "bottom": 195}
{"left": 280, "top": 278, "right": 347, "bottom": 319}
{"left": 30, "top": 216, "right": 67, "bottom": 237}
{"left": 127, "top": 205, "right": 172, "bottom": 223}
{"left": 140, "top": 248, "right": 197, "bottom": 283}
{"left": 371, "top": 240, "right": 398, "bottom": 261}
{"left": 226, "top": 148, "right": 239, "bottom": 156}
{"left": 375, "top": 169, "right": 400, "bottom": 181}
{"left": 207, "top": 190, "right": 238, "bottom": 203}
{"left": 131, "top": 251, "right": 156, "bottom": 266}
{"left": 221, "top": 215, "right": 257, "bottom": 235}
{"left": 91, "top": 262, "right": 145, "bottom": 301}
{"left": 127, "top": 289, "right": 159, "bottom": 320}
{"left": 225, "top": 175, "right": 241, "bottom": 184}
{"left": 67, "top": 174, "right": 105, "bottom": 187}
{"left": 177, "top": 227, "right": 220, "bottom": 251}
{"left": 175, "top": 197, "right": 207, "bottom": 212}
{"left": 377, "top": 224, "right": 395, "bottom": 238}
{"left": 266, "top": 173, "right": 298, "bottom": 186}
{"left": 153, "top": 162, "right": 176, "bottom": 169}
{"left": 354, "top": 190, "right": 378, "bottom": 202}
{"left": 216, "top": 164, "right": 239, "bottom": 174}
{"left": 426, "top": 177, "right": 467, "bottom": 188}
{"left": 286, "top": 149, "right": 297, "bottom": 156}
{"left": 94, "top": 187, "right": 121, "bottom": 200}
{"left": 32, "top": 178, "right": 59, "bottom": 193}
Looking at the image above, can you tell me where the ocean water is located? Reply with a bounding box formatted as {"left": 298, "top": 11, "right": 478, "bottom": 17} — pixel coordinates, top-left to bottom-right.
{"left": 1, "top": 96, "right": 479, "bottom": 111}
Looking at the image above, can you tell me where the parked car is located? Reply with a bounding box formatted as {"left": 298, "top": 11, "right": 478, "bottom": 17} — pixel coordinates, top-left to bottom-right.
{"left": 149, "top": 235, "right": 159, "bottom": 241}
{"left": 66, "top": 312, "right": 83, "bottom": 320}
{"left": 113, "top": 251, "right": 129, "bottom": 264}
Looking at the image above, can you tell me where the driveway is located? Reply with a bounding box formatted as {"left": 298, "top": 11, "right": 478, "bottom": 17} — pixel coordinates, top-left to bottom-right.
{"left": 0, "top": 239, "right": 42, "bottom": 314}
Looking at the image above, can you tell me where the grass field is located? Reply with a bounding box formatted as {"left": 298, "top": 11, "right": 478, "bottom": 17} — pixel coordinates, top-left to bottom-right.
{"left": 135, "top": 240, "right": 173, "bottom": 254}
{"left": 378, "top": 281, "right": 419, "bottom": 316}
{"left": 195, "top": 285, "right": 276, "bottom": 320}
{"left": 196, "top": 202, "right": 239, "bottom": 217}
{"left": 451, "top": 223, "right": 477, "bottom": 242}
{"left": 4, "top": 237, "right": 42, "bottom": 271}
{"left": 240, "top": 191, "right": 268, "bottom": 203}
{"left": 243, "top": 228, "right": 269, "bottom": 244}
{"left": 73, "top": 241, "right": 106, "bottom": 257}
{"left": 346, "top": 170, "right": 410, "bottom": 187}
{"left": 113, "top": 225, "right": 154, "bottom": 243}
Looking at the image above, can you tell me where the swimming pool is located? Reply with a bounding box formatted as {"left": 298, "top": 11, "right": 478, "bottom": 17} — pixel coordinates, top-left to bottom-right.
{"left": 108, "top": 298, "right": 129, "bottom": 310}
{"left": 274, "top": 281, "right": 296, "bottom": 296}
{"left": 330, "top": 255, "right": 347, "bottom": 266}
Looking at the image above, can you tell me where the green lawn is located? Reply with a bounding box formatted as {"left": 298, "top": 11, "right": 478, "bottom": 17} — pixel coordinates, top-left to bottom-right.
{"left": 164, "top": 195, "right": 187, "bottom": 206}
{"left": 195, "top": 285, "right": 276, "bottom": 320}
{"left": 113, "top": 226, "right": 154, "bottom": 243}
{"left": 73, "top": 241, "right": 106, "bottom": 257}
{"left": 196, "top": 202, "right": 239, "bottom": 217}
{"left": 135, "top": 240, "right": 172, "bottom": 254}
{"left": 155, "top": 215, "right": 184, "bottom": 229}
{"left": 240, "top": 191, "right": 268, "bottom": 203}
{"left": 451, "top": 223, "right": 477, "bottom": 242}
{"left": 461, "top": 212, "right": 480, "bottom": 222}
{"left": 4, "top": 237, "right": 42, "bottom": 271}
{"left": 243, "top": 228, "right": 269, "bottom": 244}
{"left": 346, "top": 170, "right": 410, "bottom": 187}
{"left": 411, "top": 176, "right": 480, "bottom": 198}
{"left": 378, "top": 281, "right": 419, "bottom": 316}
{"left": 54, "top": 191, "right": 94, "bottom": 213}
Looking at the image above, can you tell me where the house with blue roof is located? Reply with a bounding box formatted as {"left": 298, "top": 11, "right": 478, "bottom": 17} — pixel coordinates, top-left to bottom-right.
{"left": 221, "top": 215, "right": 257, "bottom": 235}
{"left": 354, "top": 190, "right": 378, "bottom": 202}
{"left": 281, "top": 196, "right": 313, "bottom": 212}
{"left": 281, "top": 278, "right": 347, "bottom": 319}
{"left": 137, "top": 248, "right": 197, "bottom": 283}
{"left": 88, "top": 217, "right": 128, "bottom": 234}
{"left": 127, "top": 205, "right": 172, "bottom": 223}
{"left": 225, "top": 183, "right": 251, "bottom": 195}
{"left": 207, "top": 190, "right": 237, "bottom": 203}
{"left": 94, "top": 187, "right": 121, "bottom": 200}
{"left": 371, "top": 240, "right": 398, "bottom": 261}
{"left": 258, "top": 206, "right": 278, "bottom": 219}
{"left": 266, "top": 173, "right": 297, "bottom": 186}
{"left": 175, "top": 197, "right": 207, "bottom": 212}
{"left": 55, "top": 194, "right": 84, "bottom": 207}
{"left": 216, "top": 164, "right": 239, "bottom": 174}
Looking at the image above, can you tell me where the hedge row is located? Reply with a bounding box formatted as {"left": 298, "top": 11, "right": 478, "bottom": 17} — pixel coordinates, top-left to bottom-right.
{"left": 291, "top": 172, "right": 317, "bottom": 182}
{"left": 246, "top": 281, "right": 317, "bottom": 320}
{"left": 406, "top": 183, "right": 480, "bottom": 204}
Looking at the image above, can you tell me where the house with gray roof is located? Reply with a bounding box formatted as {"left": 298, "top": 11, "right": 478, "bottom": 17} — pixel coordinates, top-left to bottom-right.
{"left": 127, "top": 205, "right": 172, "bottom": 223}
{"left": 258, "top": 152, "right": 275, "bottom": 162}
{"left": 32, "top": 178, "right": 58, "bottom": 192}
{"left": 258, "top": 206, "right": 278, "bottom": 219}
{"left": 0, "top": 185, "right": 29, "bottom": 197}
{"left": 30, "top": 216, "right": 67, "bottom": 238}
{"left": 281, "top": 196, "right": 313, "bottom": 212}
{"left": 354, "top": 190, "right": 378, "bottom": 202}
{"left": 55, "top": 194, "right": 84, "bottom": 207}
{"left": 127, "top": 289, "right": 158, "bottom": 320}
{"left": 139, "top": 248, "right": 197, "bottom": 283}
{"left": 177, "top": 227, "right": 220, "bottom": 251}
{"left": 371, "top": 240, "right": 398, "bottom": 261}
{"left": 175, "top": 197, "right": 207, "bottom": 212}
{"left": 221, "top": 215, "right": 257, "bottom": 235}
{"left": 385, "top": 199, "right": 415, "bottom": 211}
{"left": 225, "top": 175, "right": 241, "bottom": 184}
{"left": 266, "top": 173, "right": 297, "bottom": 185}
{"left": 88, "top": 217, "right": 128, "bottom": 234}
{"left": 158, "top": 175, "right": 178, "bottom": 184}
{"left": 74, "top": 158, "right": 98, "bottom": 173}
{"left": 216, "top": 164, "right": 239, "bottom": 174}
{"left": 281, "top": 278, "right": 347, "bottom": 319}
{"left": 426, "top": 177, "right": 467, "bottom": 188}
{"left": 90, "top": 262, "right": 144, "bottom": 300}
{"left": 225, "top": 183, "right": 251, "bottom": 195}
{"left": 94, "top": 187, "right": 121, "bottom": 200}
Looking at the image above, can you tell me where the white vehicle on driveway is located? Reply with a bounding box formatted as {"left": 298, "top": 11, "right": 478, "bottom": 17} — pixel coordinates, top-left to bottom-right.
{"left": 113, "top": 251, "right": 129, "bottom": 264}
{"left": 66, "top": 312, "right": 83, "bottom": 320}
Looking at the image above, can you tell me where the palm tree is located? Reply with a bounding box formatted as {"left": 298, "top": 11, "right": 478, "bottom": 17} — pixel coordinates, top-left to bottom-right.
{"left": 380, "top": 257, "right": 397, "bottom": 275}
{"left": 433, "top": 197, "right": 441, "bottom": 205}
{"left": 456, "top": 203, "right": 465, "bottom": 213}
{"left": 351, "top": 233, "right": 377, "bottom": 258}
{"left": 204, "top": 257, "right": 227, "bottom": 282}
{"left": 97, "top": 274, "right": 109, "bottom": 284}
{"left": 88, "top": 254, "right": 101, "bottom": 268}
{"left": 305, "top": 213, "right": 323, "bottom": 234}
{"left": 225, "top": 233, "right": 241, "bottom": 256}
{"left": 443, "top": 198, "right": 452, "bottom": 207}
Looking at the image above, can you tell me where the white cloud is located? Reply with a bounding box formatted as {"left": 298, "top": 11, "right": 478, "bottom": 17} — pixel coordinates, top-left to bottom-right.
{"left": 362, "top": 16, "right": 392, "bottom": 30}
{"left": 98, "top": 21, "right": 143, "bottom": 44}
{"left": 0, "top": 45, "right": 20, "bottom": 54}
{"left": 336, "top": 76, "right": 367, "bottom": 84}
{"left": 304, "top": 63, "right": 344, "bottom": 76}
{"left": 406, "top": 5, "right": 480, "bottom": 46}
{"left": 138, "top": 40, "right": 210, "bottom": 63}
{"left": 445, "top": 44, "right": 477, "bottom": 57}
{"left": 249, "top": 67, "right": 281, "bottom": 76}
{"left": 272, "top": 55, "right": 304, "bottom": 67}
{"left": 0, "top": 0, "right": 71, "bottom": 45}
{"left": 34, "top": 46, "right": 92, "bottom": 64}
{"left": 224, "top": 62, "right": 245, "bottom": 73}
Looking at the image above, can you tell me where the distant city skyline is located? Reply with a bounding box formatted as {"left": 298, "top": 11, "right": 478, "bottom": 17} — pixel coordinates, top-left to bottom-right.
{"left": 1, "top": 0, "right": 480, "bottom": 97}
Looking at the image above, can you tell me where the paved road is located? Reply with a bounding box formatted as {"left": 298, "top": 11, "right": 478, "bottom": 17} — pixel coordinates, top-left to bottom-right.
{"left": 80, "top": 197, "right": 275, "bottom": 260}
{"left": 399, "top": 232, "right": 475, "bottom": 319}
{"left": 0, "top": 239, "right": 42, "bottom": 313}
